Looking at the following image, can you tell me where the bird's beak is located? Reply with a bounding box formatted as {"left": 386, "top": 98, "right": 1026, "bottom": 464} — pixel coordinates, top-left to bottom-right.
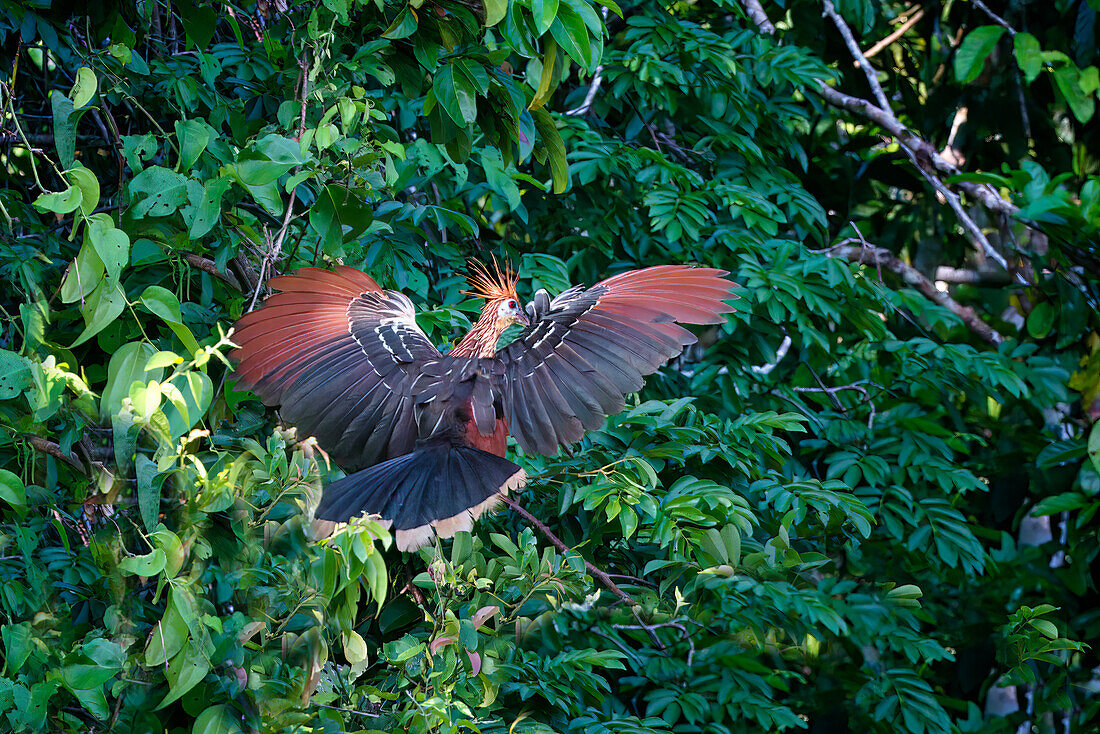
{"left": 516, "top": 310, "right": 530, "bottom": 327}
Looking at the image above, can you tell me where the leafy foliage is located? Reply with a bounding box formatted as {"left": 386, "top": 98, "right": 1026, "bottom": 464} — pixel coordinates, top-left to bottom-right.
{"left": 0, "top": 0, "right": 1098, "bottom": 732}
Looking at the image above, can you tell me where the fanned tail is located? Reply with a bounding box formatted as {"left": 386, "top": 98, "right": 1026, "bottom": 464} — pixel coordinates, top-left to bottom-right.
{"left": 316, "top": 442, "right": 526, "bottom": 551}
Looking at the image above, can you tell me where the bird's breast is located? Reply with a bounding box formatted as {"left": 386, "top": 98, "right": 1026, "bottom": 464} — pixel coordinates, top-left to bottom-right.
{"left": 462, "top": 408, "right": 509, "bottom": 457}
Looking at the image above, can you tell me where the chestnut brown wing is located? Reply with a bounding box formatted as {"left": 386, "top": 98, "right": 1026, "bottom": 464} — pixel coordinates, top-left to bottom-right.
{"left": 231, "top": 266, "right": 441, "bottom": 470}
{"left": 490, "top": 265, "right": 735, "bottom": 456}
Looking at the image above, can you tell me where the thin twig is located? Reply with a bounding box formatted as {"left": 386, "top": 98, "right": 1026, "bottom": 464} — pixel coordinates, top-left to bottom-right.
{"left": 499, "top": 494, "right": 665, "bottom": 648}
{"left": 829, "top": 239, "right": 1006, "bottom": 345}
{"left": 972, "top": 0, "right": 1016, "bottom": 36}
{"left": 864, "top": 8, "right": 924, "bottom": 58}
{"left": 611, "top": 620, "right": 695, "bottom": 666}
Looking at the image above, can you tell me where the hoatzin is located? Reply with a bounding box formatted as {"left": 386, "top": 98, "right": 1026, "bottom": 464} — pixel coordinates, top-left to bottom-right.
{"left": 231, "top": 261, "right": 734, "bottom": 550}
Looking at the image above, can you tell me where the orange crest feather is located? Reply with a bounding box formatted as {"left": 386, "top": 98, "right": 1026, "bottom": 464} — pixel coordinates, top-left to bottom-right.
{"left": 463, "top": 257, "right": 518, "bottom": 302}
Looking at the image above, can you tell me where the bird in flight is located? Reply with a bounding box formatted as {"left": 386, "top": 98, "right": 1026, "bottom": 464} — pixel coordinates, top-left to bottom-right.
{"left": 231, "top": 260, "right": 734, "bottom": 550}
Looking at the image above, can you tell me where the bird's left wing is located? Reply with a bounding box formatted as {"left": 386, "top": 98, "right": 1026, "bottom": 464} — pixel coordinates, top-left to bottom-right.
{"left": 231, "top": 266, "right": 442, "bottom": 470}
{"left": 490, "top": 265, "right": 735, "bottom": 456}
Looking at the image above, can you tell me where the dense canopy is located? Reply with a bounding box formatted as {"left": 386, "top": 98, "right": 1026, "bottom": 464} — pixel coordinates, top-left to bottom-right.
{"left": 0, "top": 0, "right": 1097, "bottom": 732}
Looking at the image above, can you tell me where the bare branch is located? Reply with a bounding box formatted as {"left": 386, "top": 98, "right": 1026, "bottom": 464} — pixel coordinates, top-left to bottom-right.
{"left": 935, "top": 265, "right": 1013, "bottom": 285}
{"left": 814, "top": 83, "right": 1025, "bottom": 280}
{"left": 741, "top": 0, "right": 775, "bottom": 35}
{"left": 830, "top": 241, "right": 1007, "bottom": 345}
{"left": 823, "top": 0, "right": 890, "bottom": 111}
{"left": 565, "top": 66, "right": 605, "bottom": 116}
{"left": 864, "top": 8, "right": 924, "bottom": 58}
{"left": 972, "top": 0, "right": 1017, "bottom": 36}
{"left": 179, "top": 252, "right": 244, "bottom": 292}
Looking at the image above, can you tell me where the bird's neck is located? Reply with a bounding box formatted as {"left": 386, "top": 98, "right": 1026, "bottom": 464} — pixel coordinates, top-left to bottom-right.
{"left": 452, "top": 306, "right": 503, "bottom": 358}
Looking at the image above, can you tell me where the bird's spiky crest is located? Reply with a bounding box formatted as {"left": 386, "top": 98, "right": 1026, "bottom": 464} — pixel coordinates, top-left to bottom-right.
{"left": 463, "top": 257, "right": 518, "bottom": 302}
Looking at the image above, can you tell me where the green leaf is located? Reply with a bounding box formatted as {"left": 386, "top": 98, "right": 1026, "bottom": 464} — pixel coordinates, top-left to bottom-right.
{"left": 484, "top": 0, "right": 507, "bottom": 26}
{"left": 69, "top": 66, "right": 98, "bottom": 109}
{"left": 1014, "top": 32, "right": 1043, "bottom": 82}
{"left": 382, "top": 6, "right": 418, "bottom": 39}
{"left": 193, "top": 704, "right": 243, "bottom": 734}
{"left": 532, "top": 108, "right": 569, "bottom": 193}
{"left": 141, "top": 285, "right": 183, "bottom": 323}
{"left": 954, "top": 26, "right": 1007, "bottom": 84}
{"left": 129, "top": 167, "right": 190, "bottom": 218}
{"left": 135, "top": 455, "right": 162, "bottom": 532}
{"left": 51, "top": 91, "right": 87, "bottom": 169}
{"left": 72, "top": 278, "right": 126, "bottom": 347}
{"left": 532, "top": 0, "right": 560, "bottom": 35}
{"left": 0, "top": 469, "right": 27, "bottom": 511}
{"left": 65, "top": 165, "right": 101, "bottom": 216}
{"left": 33, "top": 186, "right": 82, "bottom": 214}
{"left": 529, "top": 39, "right": 559, "bottom": 111}
{"left": 144, "top": 599, "right": 188, "bottom": 667}
{"left": 434, "top": 64, "right": 478, "bottom": 127}
{"left": 119, "top": 548, "right": 167, "bottom": 576}
{"left": 1026, "top": 302, "right": 1056, "bottom": 338}
{"left": 176, "top": 119, "right": 212, "bottom": 172}
{"left": 87, "top": 214, "right": 130, "bottom": 282}
{"left": 188, "top": 177, "right": 231, "bottom": 239}
{"left": 549, "top": 5, "right": 591, "bottom": 70}
{"left": 0, "top": 350, "right": 33, "bottom": 400}
{"left": 1052, "top": 67, "right": 1095, "bottom": 122}
{"left": 1088, "top": 422, "right": 1100, "bottom": 474}
{"left": 102, "top": 342, "right": 161, "bottom": 420}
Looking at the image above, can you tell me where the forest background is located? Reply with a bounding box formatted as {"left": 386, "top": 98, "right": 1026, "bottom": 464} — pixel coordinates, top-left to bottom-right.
{"left": 0, "top": 0, "right": 1098, "bottom": 731}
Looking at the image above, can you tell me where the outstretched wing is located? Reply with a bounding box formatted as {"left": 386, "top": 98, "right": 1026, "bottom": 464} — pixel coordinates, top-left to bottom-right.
{"left": 491, "top": 265, "right": 735, "bottom": 456}
{"left": 231, "top": 266, "right": 441, "bottom": 470}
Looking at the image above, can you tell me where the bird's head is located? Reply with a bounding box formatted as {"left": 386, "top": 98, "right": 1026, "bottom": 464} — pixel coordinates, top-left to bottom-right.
{"left": 465, "top": 258, "right": 529, "bottom": 330}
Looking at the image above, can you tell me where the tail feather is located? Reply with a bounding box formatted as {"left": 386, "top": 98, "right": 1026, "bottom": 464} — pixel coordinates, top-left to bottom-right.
{"left": 316, "top": 443, "right": 526, "bottom": 551}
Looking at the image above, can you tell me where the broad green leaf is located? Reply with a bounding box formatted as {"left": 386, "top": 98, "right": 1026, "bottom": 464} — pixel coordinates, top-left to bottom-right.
{"left": 1026, "top": 302, "right": 1055, "bottom": 338}
{"left": 0, "top": 469, "right": 26, "bottom": 511}
{"left": 65, "top": 165, "right": 101, "bottom": 216}
{"left": 532, "top": 0, "right": 559, "bottom": 35}
{"left": 484, "top": 0, "right": 507, "bottom": 26}
{"left": 144, "top": 599, "right": 188, "bottom": 667}
{"left": 129, "top": 167, "right": 190, "bottom": 218}
{"left": 69, "top": 66, "right": 97, "bottom": 109}
{"left": 141, "top": 286, "right": 183, "bottom": 323}
{"left": 33, "top": 186, "right": 82, "bottom": 214}
{"left": 434, "top": 64, "right": 478, "bottom": 127}
{"left": 87, "top": 213, "right": 130, "bottom": 281}
{"left": 954, "top": 26, "right": 1006, "bottom": 84}
{"left": 175, "top": 119, "right": 212, "bottom": 172}
{"left": 1052, "top": 67, "right": 1095, "bottom": 122}
{"left": 102, "top": 342, "right": 161, "bottom": 420}
{"left": 532, "top": 108, "right": 569, "bottom": 193}
{"left": 187, "top": 177, "right": 231, "bottom": 238}
{"left": 119, "top": 548, "right": 167, "bottom": 576}
{"left": 382, "top": 6, "right": 418, "bottom": 39}
{"left": 1014, "top": 32, "right": 1043, "bottom": 82}
{"left": 0, "top": 350, "right": 33, "bottom": 400}
{"left": 193, "top": 704, "right": 243, "bottom": 734}
{"left": 72, "top": 278, "right": 126, "bottom": 347}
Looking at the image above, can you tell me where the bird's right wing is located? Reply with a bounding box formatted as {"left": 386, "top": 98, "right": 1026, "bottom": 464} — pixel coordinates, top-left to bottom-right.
{"left": 231, "top": 266, "right": 441, "bottom": 470}
{"left": 491, "top": 265, "right": 735, "bottom": 456}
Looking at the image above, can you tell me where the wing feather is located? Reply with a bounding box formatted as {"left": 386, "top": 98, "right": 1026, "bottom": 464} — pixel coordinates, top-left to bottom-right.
{"left": 231, "top": 265, "right": 441, "bottom": 470}
{"left": 493, "top": 265, "right": 734, "bottom": 455}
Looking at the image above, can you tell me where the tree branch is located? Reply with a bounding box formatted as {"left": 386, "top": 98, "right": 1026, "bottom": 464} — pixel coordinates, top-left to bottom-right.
{"left": 179, "top": 252, "right": 244, "bottom": 292}
{"left": 814, "top": 83, "right": 1024, "bottom": 280}
{"left": 830, "top": 241, "right": 1007, "bottom": 345}
{"left": 863, "top": 8, "right": 924, "bottom": 58}
{"left": 741, "top": 0, "right": 775, "bottom": 35}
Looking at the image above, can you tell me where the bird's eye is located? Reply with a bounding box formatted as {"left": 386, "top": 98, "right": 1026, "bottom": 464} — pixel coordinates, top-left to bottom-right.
{"left": 507, "top": 299, "right": 517, "bottom": 309}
